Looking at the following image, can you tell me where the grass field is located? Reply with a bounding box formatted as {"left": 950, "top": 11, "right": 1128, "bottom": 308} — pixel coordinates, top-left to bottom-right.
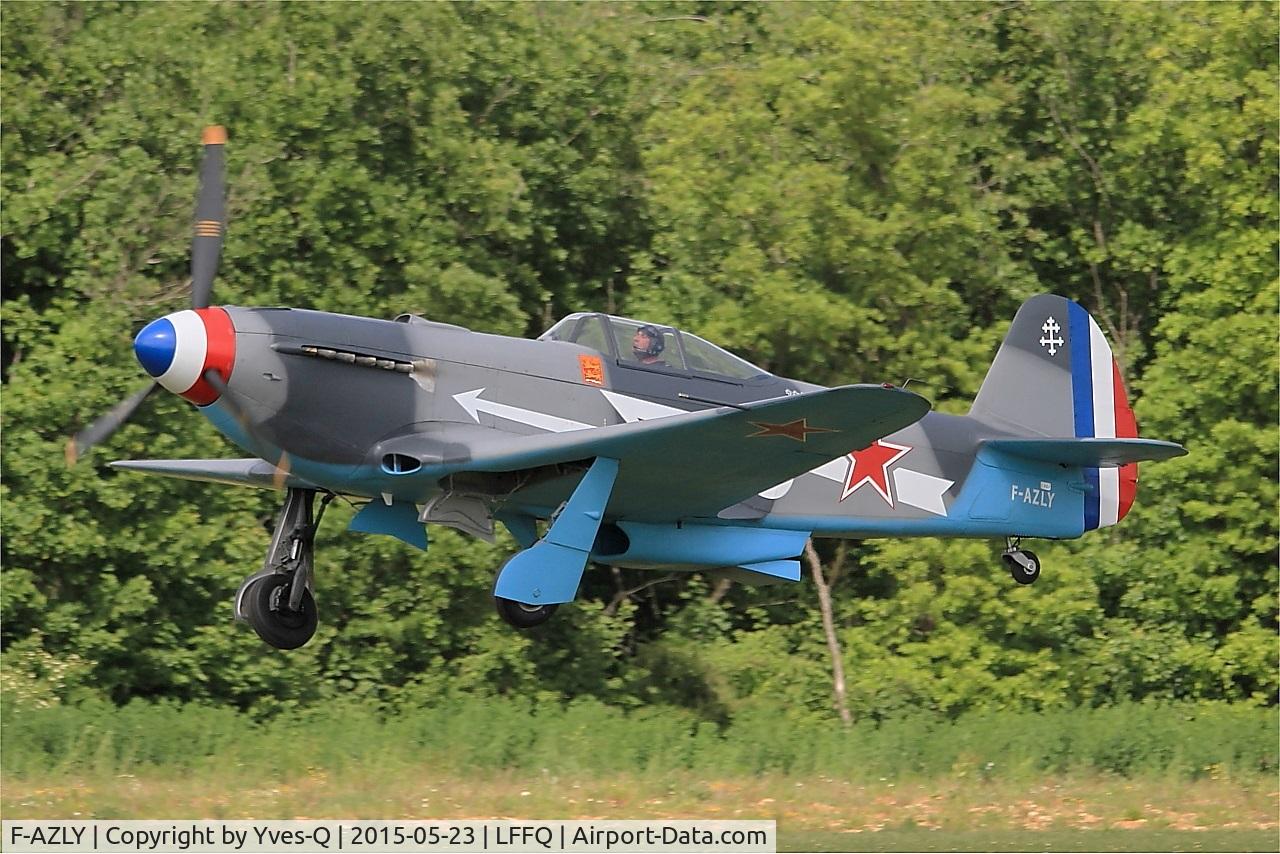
{"left": 4, "top": 699, "right": 1275, "bottom": 850}
{"left": 3, "top": 768, "right": 1276, "bottom": 851}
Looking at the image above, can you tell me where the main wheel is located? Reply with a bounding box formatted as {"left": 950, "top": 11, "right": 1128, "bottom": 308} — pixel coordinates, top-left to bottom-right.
{"left": 494, "top": 596, "right": 557, "bottom": 629}
{"left": 242, "top": 573, "right": 318, "bottom": 649}
{"left": 1003, "top": 550, "right": 1041, "bottom": 585}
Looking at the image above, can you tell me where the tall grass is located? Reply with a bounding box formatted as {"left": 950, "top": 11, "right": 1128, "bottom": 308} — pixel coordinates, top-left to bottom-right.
{"left": 2, "top": 696, "right": 1274, "bottom": 782}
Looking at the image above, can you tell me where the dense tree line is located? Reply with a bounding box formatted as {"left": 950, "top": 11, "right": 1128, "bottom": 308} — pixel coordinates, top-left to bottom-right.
{"left": 2, "top": 2, "right": 1275, "bottom": 721}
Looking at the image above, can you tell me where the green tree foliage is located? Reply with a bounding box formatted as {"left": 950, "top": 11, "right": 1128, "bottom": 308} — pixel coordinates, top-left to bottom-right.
{"left": 993, "top": 2, "right": 1278, "bottom": 706}
{"left": 2, "top": 2, "right": 1274, "bottom": 719}
{"left": 626, "top": 4, "right": 1028, "bottom": 395}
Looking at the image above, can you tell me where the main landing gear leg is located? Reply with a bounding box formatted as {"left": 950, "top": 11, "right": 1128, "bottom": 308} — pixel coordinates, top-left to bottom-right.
{"left": 1001, "top": 537, "right": 1041, "bottom": 585}
{"left": 493, "top": 457, "right": 620, "bottom": 629}
{"left": 236, "top": 488, "right": 335, "bottom": 649}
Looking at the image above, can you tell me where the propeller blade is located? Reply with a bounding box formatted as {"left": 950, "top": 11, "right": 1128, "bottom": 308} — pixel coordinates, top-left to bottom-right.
{"left": 65, "top": 381, "right": 159, "bottom": 465}
{"left": 200, "top": 369, "right": 290, "bottom": 487}
{"left": 272, "top": 453, "right": 292, "bottom": 491}
{"left": 190, "top": 125, "right": 227, "bottom": 309}
{"left": 202, "top": 367, "right": 250, "bottom": 430}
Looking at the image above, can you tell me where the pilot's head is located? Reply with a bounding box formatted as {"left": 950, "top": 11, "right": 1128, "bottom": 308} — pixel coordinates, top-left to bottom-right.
{"left": 632, "top": 325, "right": 665, "bottom": 362}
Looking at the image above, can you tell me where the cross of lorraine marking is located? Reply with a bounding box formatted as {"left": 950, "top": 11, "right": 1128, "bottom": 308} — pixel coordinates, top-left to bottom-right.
{"left": 1039, "top": 316, "right": 1064, "bottom": 356}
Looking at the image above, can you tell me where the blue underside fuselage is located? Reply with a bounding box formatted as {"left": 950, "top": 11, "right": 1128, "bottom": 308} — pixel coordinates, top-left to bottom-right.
{"left": 201, "top": 400, "right": 1088, "bottom": 551}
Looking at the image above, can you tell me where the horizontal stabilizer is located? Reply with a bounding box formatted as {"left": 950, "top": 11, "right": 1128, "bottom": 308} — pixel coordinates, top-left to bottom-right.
{"left": 983, "top": 438, "right": 1187, "bottom": 467}
{"left": 110, "top": 458, "right": 315, "bottom": 490}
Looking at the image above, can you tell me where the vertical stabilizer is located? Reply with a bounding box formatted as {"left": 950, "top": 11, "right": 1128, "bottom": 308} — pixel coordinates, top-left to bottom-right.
{"left": 970, "top": 295, "right": 1138, "bottom": 528}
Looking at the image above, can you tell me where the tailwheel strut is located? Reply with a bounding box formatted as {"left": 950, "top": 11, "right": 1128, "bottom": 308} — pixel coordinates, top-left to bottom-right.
{"left": 1001, "top": 536, "right": 1041, "bottom": 586}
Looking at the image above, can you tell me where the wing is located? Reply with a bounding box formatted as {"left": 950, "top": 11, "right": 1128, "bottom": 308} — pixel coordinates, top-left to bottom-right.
{"left": 439, "top": 384, "right": 930, "bottom": 520}
{"left": 110, "top": 458, "right": 316, "bottom": 490}
{"left": 109, "top": 386, "right": 929, "bottom": 522}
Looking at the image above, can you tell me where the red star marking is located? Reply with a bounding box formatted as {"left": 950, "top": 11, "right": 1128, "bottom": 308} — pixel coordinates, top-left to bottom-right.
{"left": 747, "top": 418, "right": 835, "bottom": 442}
{"left": 841, "top": 440, "right": 911, "bottom": 504}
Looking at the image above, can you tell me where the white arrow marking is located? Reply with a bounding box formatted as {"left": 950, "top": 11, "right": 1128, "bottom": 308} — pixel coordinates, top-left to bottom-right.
{"left": 810, "top": 456, "right": 951, "bottom": 515}
{"left": 454, "top": 389, "right": 593, "bottom": 433}
{"left": 809, "top": 457, "right": 847, "bottom": 484}
{"left": 601, "top": 389, "right": 684, "bottom": 423}
{"left": 892, "top": 468, "right": 953, "bottom": 516}
{"left": 759, "top": 479, "right": 794, "bottom": 500}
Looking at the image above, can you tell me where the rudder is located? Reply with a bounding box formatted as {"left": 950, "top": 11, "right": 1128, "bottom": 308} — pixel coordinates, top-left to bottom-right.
{"left": 970, "top": 295, "right": 1139, "bottom": 529}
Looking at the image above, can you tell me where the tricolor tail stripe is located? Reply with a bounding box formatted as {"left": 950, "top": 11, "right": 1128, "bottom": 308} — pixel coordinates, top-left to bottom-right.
{"left": 1113, "top": 360, "right": 1139, "bottom": 522}
{"left": 1067, "top": 301, "right": 1139, "bottom": 530}
{"left": 1068, "top": 303, "right": 1093, "bottom": 440}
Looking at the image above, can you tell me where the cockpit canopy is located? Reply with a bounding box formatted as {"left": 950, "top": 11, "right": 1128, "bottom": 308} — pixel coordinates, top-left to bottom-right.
{"left": 540, "top": 313, "right": 769, "bottom": 382}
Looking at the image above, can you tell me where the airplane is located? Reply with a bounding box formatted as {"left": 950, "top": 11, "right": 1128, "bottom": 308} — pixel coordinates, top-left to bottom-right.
{"left": 68, "top": 128, "right": 1188, "bottom": 649}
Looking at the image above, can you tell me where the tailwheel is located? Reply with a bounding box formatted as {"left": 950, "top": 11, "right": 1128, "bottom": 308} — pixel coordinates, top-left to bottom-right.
{"left": 494, "top": 596, "right": 557, "bottom": 629}
{"left": 242, "top": 573, "right": 318, "bottom": 649}
{"left": 1002, "top": 547, "right": 1041, "bottom": 585}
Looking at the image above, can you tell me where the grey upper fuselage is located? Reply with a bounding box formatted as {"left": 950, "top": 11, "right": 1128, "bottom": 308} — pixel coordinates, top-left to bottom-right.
{"left": 211, "top": 305, "right": 1006, "bottom": 530}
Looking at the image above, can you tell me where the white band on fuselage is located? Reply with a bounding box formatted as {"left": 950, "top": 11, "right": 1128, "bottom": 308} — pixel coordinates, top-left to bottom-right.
{"left": 156, "top": 309, "right": 208, "bottom": 395}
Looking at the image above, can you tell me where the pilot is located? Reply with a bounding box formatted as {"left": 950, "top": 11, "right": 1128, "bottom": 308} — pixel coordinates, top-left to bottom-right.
{"left": 632, "top": 325, "right": 667, "bottom": 365}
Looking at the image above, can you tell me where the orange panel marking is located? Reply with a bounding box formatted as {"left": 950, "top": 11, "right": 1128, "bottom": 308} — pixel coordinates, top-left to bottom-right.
{"left": 578, "top": 355, "right": 605, "bottom": 386}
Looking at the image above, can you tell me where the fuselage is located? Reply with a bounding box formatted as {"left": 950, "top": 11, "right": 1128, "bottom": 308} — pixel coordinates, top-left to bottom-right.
{"left": 134, "top": 305, "right": 1097, "bottom": 543}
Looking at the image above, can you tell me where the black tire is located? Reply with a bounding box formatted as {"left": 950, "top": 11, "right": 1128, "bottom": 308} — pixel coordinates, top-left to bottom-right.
{"left": 494, "top": 596, "right": 557, "bottom": 629}
{"left": 1003, "top": 550, "right": 1041, "bottom": 585}
{"left": 242, "top": 573, "right": 318, "bottom": 649}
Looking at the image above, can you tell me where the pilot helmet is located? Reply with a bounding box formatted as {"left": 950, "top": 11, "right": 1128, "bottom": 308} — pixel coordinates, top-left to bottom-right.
{"left": 635, "top": 324, "right": 665, "bottom": 357}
